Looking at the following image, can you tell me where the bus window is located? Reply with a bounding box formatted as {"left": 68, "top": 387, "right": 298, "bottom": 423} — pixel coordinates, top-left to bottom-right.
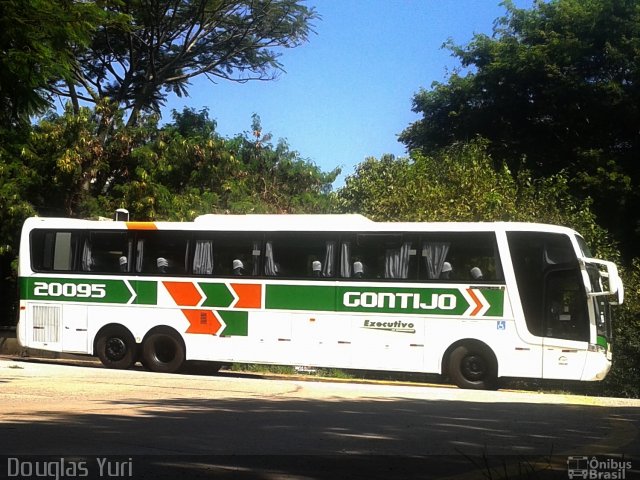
{"left": 196, "top": 233, "right": 261, "bottom": 277}
{"left": 420, "top": 232, "right": 503, "bottom": 282}
{"left": 264, "top": 234, "right": 336, "bottom": 278}
{"left": 341, "top": 234, "right": 416, "bottom": 280}
{"left": 82, "top": 231, "right": 132, "bottom": 273}
{"left": 136, "top": 232, "right": 189, "bottom": 275}
{"left": 30, "top": 230, "right": 80, "bottom": 272}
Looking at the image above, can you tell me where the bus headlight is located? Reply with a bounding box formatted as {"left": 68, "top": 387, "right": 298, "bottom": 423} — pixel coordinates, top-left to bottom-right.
{"left": 588, "top": 343, "right": 606, "bottom": 353}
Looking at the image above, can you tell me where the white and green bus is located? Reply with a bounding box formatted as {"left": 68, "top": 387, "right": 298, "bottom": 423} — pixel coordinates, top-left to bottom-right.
{"left": 17, "top": 213, "right": 623, "bottom": 389}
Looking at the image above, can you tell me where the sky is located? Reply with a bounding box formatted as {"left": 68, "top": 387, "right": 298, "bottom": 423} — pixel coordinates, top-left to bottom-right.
{"left": 162, "top": 0, "right": 534, "bottom": 187}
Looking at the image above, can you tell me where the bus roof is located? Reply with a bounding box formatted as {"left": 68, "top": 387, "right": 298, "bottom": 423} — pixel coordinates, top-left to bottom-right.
{"left": 21, "top": 214, "right": 581, "bottom": 236}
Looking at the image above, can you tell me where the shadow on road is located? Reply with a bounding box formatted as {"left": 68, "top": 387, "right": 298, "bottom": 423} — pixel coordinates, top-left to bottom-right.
{"left": 2, "top": 393, "right": 639, "bottom": 478}
{"left": 2, "top": 357, "right": 639, "bottom": 479}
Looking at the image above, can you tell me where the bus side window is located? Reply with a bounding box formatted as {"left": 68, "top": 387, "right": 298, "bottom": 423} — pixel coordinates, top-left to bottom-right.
{"left": 264, "top": 234, "right": 336, "bottom": 278}
{"left": 136, "top": 232, "right": 189, "bottom": 275}
{"left": 342, "top": 234, "right": 416, "bottom": 280}
{"left": 420, "top": 232, "right": 502, "bottom": 282}
{"left": 83, "top": 231, "right": 132, "bottom": 273}
{"left": 204, "top": 234, "right": 260, "bottom": 277}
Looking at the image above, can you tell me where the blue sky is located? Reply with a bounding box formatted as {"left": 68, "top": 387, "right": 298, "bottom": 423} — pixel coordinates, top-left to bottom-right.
{"left": 162, "top": 0, "right": 534, "bottom": 187}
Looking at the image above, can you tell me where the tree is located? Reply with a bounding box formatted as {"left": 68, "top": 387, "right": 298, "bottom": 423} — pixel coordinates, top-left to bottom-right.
{"left": 53, "top": 0, "right": 319, "bottom": 125}
{"left": 0, "top": 127, "right": 36, "bottom": 326}
{"left": 337, "top": 141, "right": 609, "bottom": 249}
{"left": 24, "top": 106, "right": 339, "bottom": 220}
{"left": 399, "top": 0, "right": 640, "bottom": 260}
{"left": 0, "top": 0, "right": 106, "bottom": 324}
{"left": 0, "top": 0, "right": 106, "bottom": 126}
{"left": 225, "top": 114, "right": 340, "bottom": 213}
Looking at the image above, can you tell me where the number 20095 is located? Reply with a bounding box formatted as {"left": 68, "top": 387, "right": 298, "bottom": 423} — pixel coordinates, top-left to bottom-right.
{"left": 33, "top": 282, "right": 106, "bottom": 298}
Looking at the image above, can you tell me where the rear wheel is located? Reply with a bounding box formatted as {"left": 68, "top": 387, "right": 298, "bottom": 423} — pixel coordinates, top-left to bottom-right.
{"left": 142, "top": 330, "right": 185, "bottom": 373}
{"left": 448, "top": 344, "right": 497, "bottom": 390}
{"left": 95, "top": 327, "right": 137, "bottom": 370}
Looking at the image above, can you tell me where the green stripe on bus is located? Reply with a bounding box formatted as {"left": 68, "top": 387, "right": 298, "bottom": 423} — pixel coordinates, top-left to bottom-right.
{"left": 199, "top": 282, "right": 234, "bottom": 308}
{"left": 218, "top": 310, "right": 249, "bottom": 336}
{"left": 131, "top": 281, "right": 157, "bottom": 305}
{"left": 21, "top": 277, "right": 133, "bottom": 304}
{"left": 337, "top": 286, "right": 469, "bottom": 315}
{"left": 266, "top": 284, "right": 336, "bottom": 311}
{"left": 480, "top": 288, "right": 505, "bottom": 317}
{"left": 265, "top": 284, "right": 504, "bottom": 317}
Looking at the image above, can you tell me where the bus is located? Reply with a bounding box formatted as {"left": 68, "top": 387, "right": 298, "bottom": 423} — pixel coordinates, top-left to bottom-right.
{"left": 17, "top": 213, "right": 623, "bottom": 389}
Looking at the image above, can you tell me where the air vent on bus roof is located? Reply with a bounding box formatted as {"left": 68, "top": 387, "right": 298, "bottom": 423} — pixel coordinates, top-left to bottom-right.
{"left": 114, "top": 209, "right": 130, "bottom": 221}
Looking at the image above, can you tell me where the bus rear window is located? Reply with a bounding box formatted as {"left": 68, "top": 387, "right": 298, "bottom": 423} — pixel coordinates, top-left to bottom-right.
{"left": 30, "top": 230, "right": 80, "bottom": 272}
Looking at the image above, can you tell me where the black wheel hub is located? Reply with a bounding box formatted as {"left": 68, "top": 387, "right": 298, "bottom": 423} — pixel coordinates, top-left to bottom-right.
{"left": 105, "top": 337, "right": 127, "bottom": 361}
{"left": 461, "top": 354, "right": 487, "bottom": 381}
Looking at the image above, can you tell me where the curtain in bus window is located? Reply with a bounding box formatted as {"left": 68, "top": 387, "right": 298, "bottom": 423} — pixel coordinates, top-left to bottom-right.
{"left": 252, "top": 240, "right": 261, "bottom": 276}
{"left": 81, "top": 239, "right": 94, "bottom": 272}
{"left": 264, "top": 241, "right": 277, "bottom": 276}
{"left": 136, "top": 239, "right": 144, "bottom": 272}
{"left": 423, "top": 242, "right": 450, "bottom": 279}
{"left": 340, "top": 242, "right": 351, "bottom": 277}
{"left": 385, "top": 242, "right": 411, "bottom": 279}
{"left": 323, "top": 241, "right": 336, "bottom": 277}
{"left": 193, "top": 240, "right": 214, "bottom": 275}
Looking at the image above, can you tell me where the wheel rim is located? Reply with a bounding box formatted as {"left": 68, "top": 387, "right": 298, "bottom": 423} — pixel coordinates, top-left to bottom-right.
{"left": 105, "top": 337, "right": 127, "bottom": 361}
{"left": 461, "top": 354, "right": 487, "bottom": 381}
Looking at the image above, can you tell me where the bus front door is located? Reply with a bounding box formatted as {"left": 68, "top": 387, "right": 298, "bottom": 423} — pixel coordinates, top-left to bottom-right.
{"left": 542, "top": 268, "right": 589, "bottom": 380}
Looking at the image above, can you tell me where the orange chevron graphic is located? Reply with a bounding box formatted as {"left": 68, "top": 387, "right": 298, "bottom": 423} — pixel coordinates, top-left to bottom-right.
{"left": 231, "top": 283, "right": 262, "bottom": 309}
{"left": 466, "top": 288, "right": 483, "bottom": 316}
{"left": 164, "top": 281, "right": 202, "bottom": 307}
{"left": 183, "top": 309, "right": 222, "bottom": 335}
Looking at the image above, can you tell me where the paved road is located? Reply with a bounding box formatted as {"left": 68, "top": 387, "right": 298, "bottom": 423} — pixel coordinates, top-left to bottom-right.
{"left": 1, "top": 357, "right": 639, "bottom": 479}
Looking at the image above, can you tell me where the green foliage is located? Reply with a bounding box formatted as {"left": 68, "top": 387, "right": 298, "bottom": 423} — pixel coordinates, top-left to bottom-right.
{"left": 602, "top": 258, "right": 640, "bottom": 397}
{"left": 399, "top": 0, "right": 640, "bottom": 260}
{"left": 225, "top": 114, "right": 340, "bottom": 214}
{"left": 22, "top": 105, "right": 339, "bottom": 221}
{"left": 0, "top": 0, "right": 107, "bottom": 126}
{"left": 338, "top": 140, "right": 606, "bottom": 244}
{"left": 0, "top": 124, "right": 37, "bottom": 324}
{"left": 57, "top": 0, "right": 318, "bottom": 125}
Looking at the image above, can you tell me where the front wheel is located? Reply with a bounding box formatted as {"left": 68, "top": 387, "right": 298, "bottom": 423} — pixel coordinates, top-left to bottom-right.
{"left": 95, "top": 327, "right": 137, "bottom": 370}
{"left": 448, "top": 344, "right": 497, "bottom": 390}
{"left": 142, "top": 331, "right": 185, "bottom": 373}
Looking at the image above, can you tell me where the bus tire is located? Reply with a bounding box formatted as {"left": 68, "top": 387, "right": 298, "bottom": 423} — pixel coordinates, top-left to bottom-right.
{"left": 448, "top": 344, "right": 497, "bottom": 390}
{"left": 142, "top": 329, "right": 185, "bottom": 373}
{"left": 95, "top": 326, "right": 137, "bottom": 370}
